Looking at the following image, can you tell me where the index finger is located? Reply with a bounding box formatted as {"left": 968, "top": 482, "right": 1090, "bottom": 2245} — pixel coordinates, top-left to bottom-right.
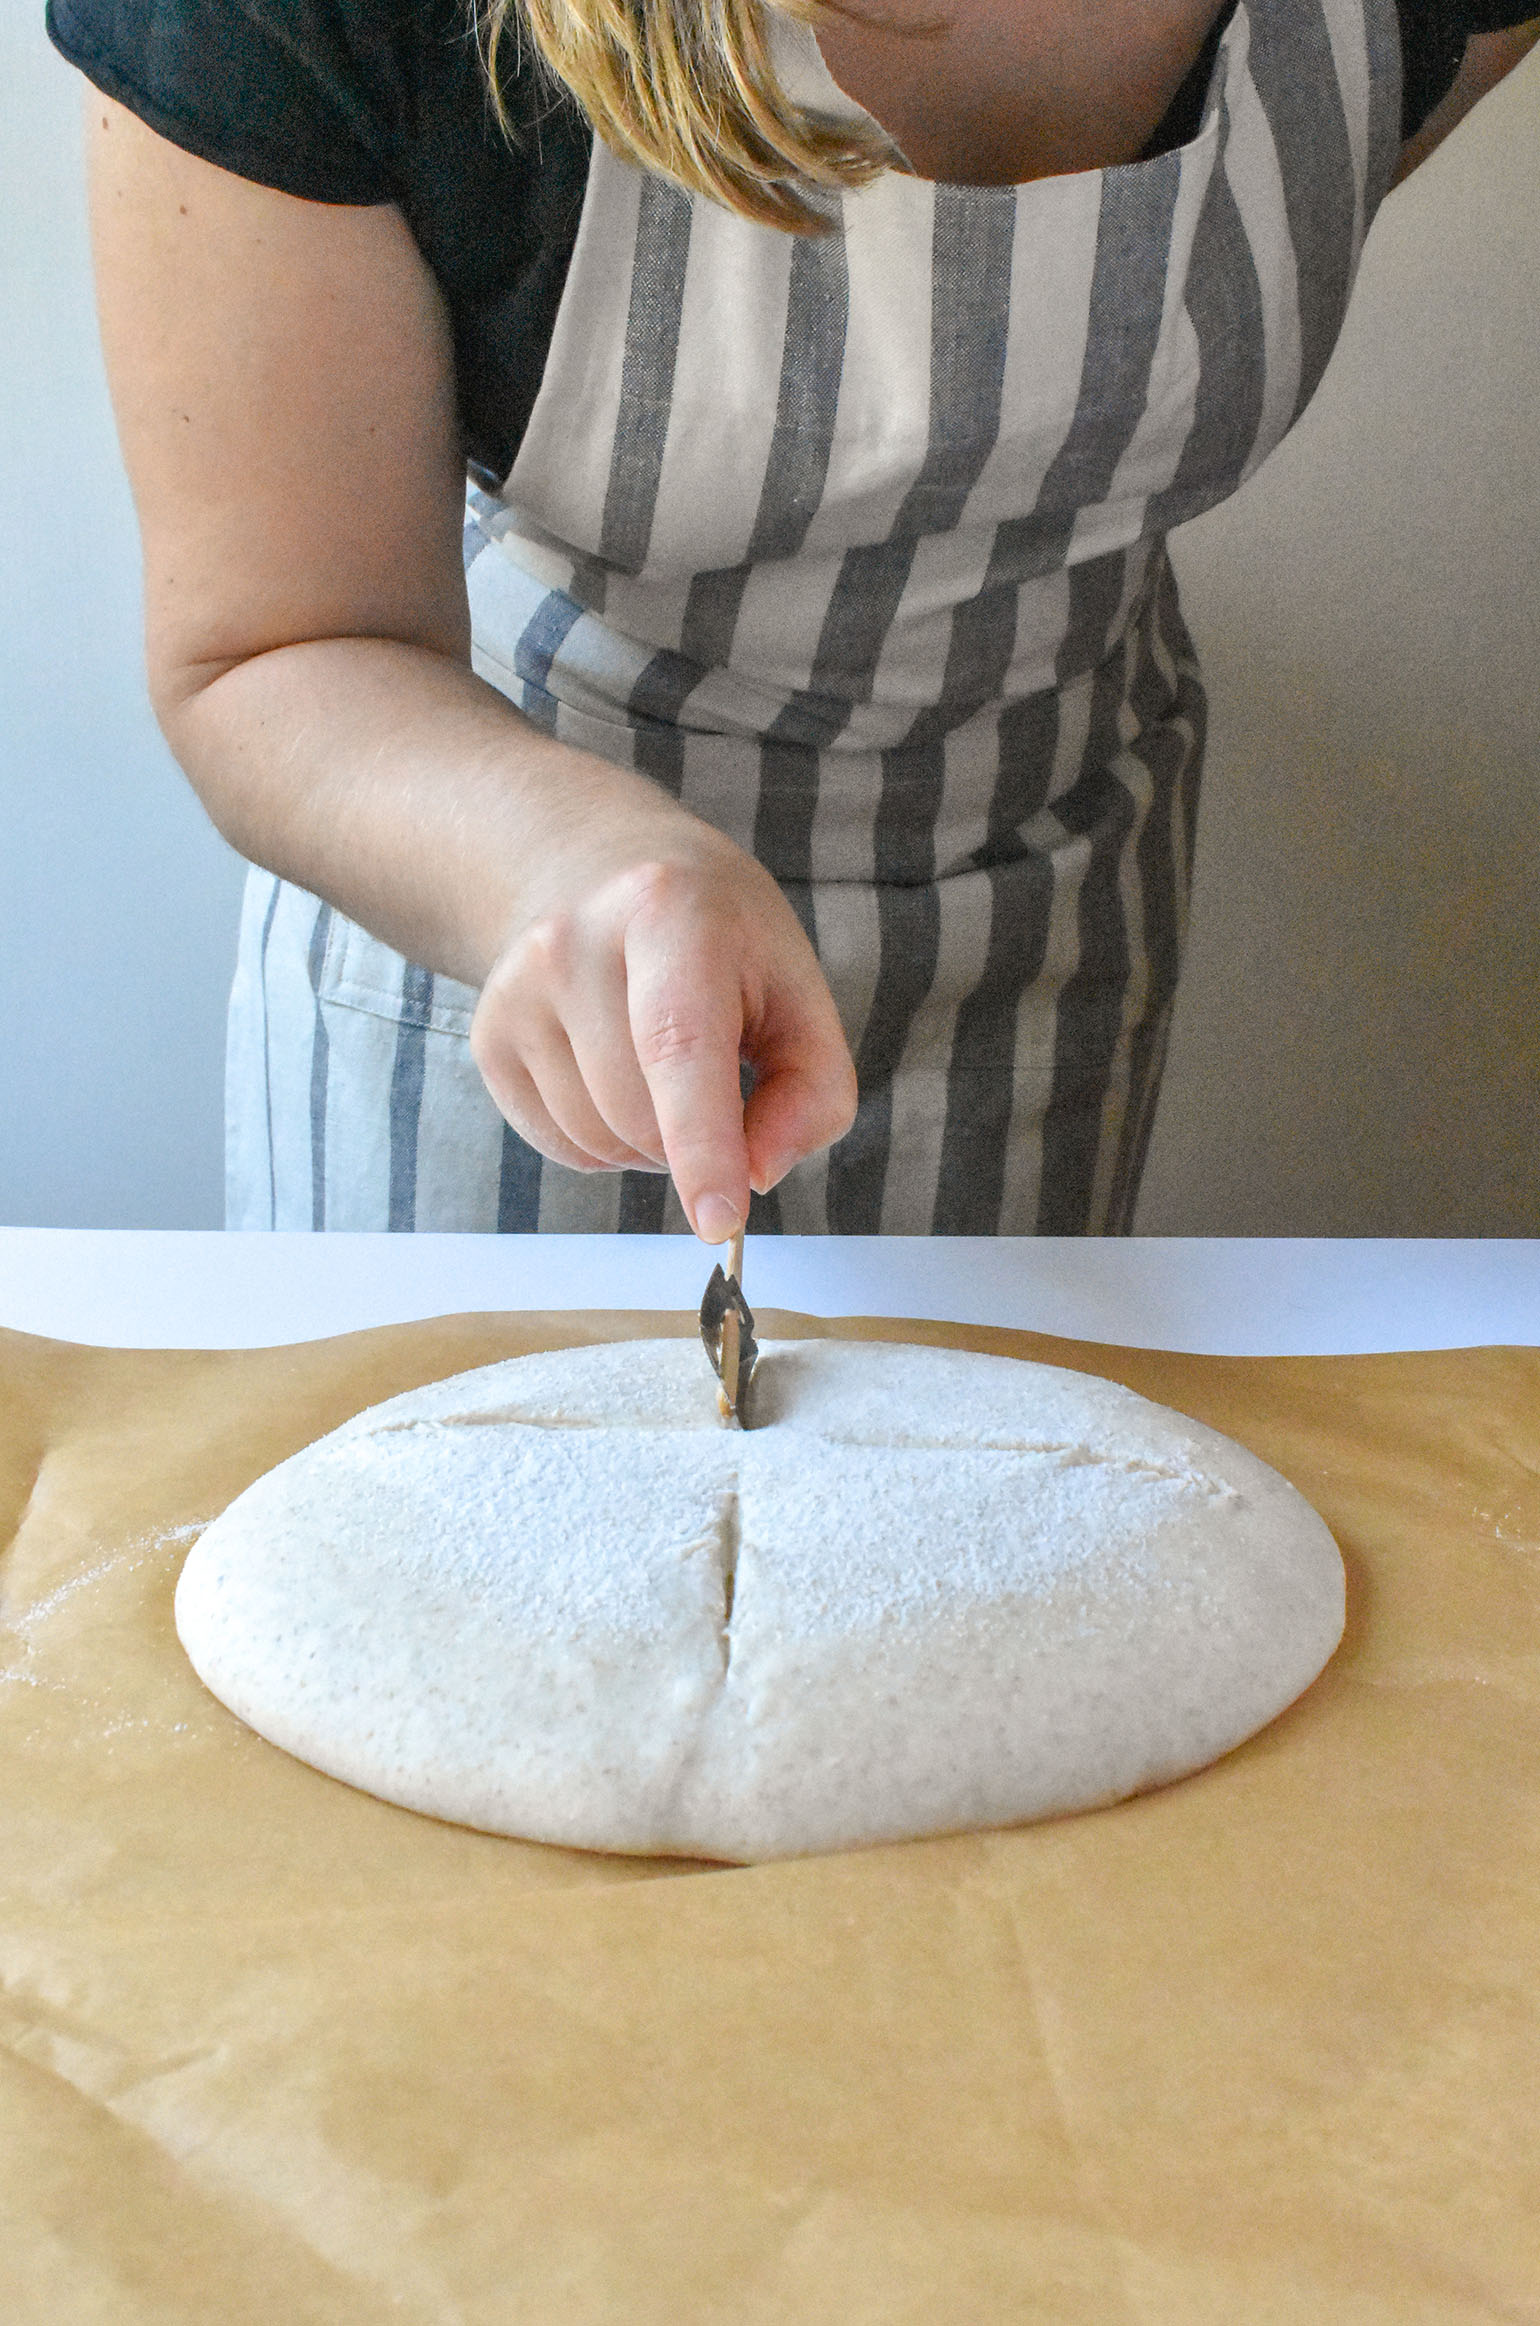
{"left": 624, "top": 922, "right": 750, "bottom": 1244}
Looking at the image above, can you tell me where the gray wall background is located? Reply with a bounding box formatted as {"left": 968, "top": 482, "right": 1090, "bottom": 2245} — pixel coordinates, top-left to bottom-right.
{"left": 4, "top": 5, "right": 1537, "bottom": 1233}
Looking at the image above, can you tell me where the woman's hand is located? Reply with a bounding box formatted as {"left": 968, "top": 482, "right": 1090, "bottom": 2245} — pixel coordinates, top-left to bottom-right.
{"left": 472, "top": 801, "right": 856, "bottom": 1241}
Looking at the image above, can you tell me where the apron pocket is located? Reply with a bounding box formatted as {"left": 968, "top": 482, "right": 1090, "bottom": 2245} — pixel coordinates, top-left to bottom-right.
{"left": 318, "top": 914, "right": 478, "bottom": 1039}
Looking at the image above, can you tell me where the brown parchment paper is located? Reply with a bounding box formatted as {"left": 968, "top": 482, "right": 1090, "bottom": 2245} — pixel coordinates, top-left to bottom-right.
{"left": 2, "top": 1308, "right": 1537, "bottom": 2326}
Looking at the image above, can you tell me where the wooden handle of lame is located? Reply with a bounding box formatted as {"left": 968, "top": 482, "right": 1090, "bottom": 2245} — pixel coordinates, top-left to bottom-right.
{"left": 718, "top": 1229, "right": 745, "bottom": 1419}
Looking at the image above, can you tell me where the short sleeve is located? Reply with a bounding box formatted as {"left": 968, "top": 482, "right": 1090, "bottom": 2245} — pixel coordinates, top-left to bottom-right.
{"left": 46, "top": 0, "right": 405, "bottom": 203}
{"left": 1455, "top": 0, "right": 1540, "bottom": 26}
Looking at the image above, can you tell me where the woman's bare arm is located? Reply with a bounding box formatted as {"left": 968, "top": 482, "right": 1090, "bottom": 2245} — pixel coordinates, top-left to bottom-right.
{"left": 1392, "top": 18, "right": 1540, "bottom": 186}
{"left": 86, "top": 96, "right": 855, "bottom": 1236}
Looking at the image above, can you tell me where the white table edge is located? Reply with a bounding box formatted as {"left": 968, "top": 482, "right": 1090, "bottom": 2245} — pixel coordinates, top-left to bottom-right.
{"left": 3, "top": 1229, "right": 1538, "bottom": 1357}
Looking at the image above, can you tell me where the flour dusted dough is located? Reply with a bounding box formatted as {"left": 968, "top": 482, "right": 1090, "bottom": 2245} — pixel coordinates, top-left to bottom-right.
{"left": 175, "top": 1340, "right": 1344, "bottom": 1861}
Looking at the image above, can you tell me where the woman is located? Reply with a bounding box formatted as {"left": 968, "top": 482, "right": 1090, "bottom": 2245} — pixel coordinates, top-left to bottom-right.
{"left": 52, "top": 0, "right": 1538, "bottom": 1242}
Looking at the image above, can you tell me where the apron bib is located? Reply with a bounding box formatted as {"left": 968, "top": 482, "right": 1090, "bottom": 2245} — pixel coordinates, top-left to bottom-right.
{"left": 227, "top": 0, "right": 1400, "bottom": 1233}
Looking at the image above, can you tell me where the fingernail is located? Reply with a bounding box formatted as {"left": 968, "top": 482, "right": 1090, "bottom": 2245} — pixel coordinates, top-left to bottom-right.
{"left": 751, "top": 1151, "right": 795, "bottom": 1196}
{"left": 695, "top": 1194, "right": 742, "bottom": 1245}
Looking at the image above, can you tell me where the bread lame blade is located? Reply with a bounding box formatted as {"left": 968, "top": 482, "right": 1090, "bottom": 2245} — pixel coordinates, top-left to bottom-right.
{"left": 699, "top": 1228, "right": 758, "bottom": 1428}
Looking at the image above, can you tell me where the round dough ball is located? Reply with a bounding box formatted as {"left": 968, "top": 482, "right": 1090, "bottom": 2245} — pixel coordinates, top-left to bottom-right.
{"left": 175, "top": 1339, "right": 1344, "bottom": 1861}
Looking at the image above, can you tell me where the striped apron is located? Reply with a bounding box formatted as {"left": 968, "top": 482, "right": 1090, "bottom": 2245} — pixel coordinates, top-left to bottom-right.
{"left": 227, "top": 0, "right": 1400, "bottom": 1234}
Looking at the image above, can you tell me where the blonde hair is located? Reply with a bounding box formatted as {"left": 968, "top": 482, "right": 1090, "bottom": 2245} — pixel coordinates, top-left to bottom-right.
{"left": 478, "top": 0, "right": 896, "bottom": 233}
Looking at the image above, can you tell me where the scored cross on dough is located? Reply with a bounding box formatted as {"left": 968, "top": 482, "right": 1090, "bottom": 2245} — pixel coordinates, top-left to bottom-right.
{"left": 174, "top": 1339, "right": 1345, "bottom": 1862}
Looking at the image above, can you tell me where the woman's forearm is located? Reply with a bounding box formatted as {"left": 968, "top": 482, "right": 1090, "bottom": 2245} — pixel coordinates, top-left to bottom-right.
{"left": 159, "top": 633, "right": 857, "bottom": 1222}
{"left": 159, "top": 633, "right": 694, "bottom": 987}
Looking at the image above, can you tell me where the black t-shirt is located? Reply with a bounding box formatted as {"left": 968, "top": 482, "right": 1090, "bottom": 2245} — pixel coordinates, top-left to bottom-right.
{"left": 48, "top": 0, "right": 1534, "bottom": 484}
